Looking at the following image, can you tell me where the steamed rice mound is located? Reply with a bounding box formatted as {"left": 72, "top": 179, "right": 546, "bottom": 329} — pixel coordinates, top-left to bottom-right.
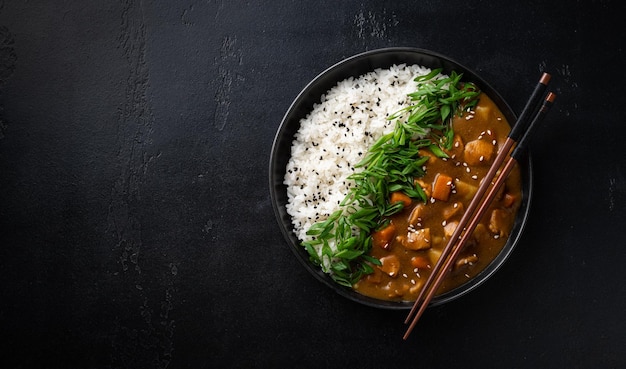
{"left": 284, "top": 64, "right": 434, "bottom": 249}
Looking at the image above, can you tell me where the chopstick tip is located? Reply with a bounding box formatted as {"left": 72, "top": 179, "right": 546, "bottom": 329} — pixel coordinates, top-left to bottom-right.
{"left": 546, "top": 92, "right": 557, "bottom": 102}
{"left": 540, "top": 72, "right": 551, "bottom": 85}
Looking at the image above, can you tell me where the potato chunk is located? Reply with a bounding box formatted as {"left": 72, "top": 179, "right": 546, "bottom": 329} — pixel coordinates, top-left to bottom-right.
{"left": 427, "top": 248, "right": 442, "bottom": 264}
{"left": 474, "top": 104, "right": 492, "bottom": 121}
{"left": 443, "top": 202, "right": 464, "bottom": 220}
{"left": 454, "top": 180, "right": 477, "bottom": 201}
{"left": 464, "top": 139, "right": 495, "bottom": 166}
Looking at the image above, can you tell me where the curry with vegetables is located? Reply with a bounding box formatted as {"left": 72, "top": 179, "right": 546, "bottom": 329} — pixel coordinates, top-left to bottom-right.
{"left": 353, "top": 93, "right": 522, "bottom": 301}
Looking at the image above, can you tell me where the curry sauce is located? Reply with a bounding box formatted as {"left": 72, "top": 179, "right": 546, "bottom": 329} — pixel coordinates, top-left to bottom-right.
{"left": 353, "top": 93, "right": 522, "bottom": 302}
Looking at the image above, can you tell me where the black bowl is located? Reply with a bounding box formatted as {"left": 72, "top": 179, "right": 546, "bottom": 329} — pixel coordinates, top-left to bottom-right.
{"left": 269, "top": 47, "right": 532, "bottom": 309}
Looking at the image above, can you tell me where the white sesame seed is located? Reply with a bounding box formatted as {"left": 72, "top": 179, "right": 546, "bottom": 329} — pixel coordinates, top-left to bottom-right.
{"left": 442, "top": 220, "right": 447, "bottom": 226}
{"left": 466, "top": 167, "right": 471, "bottom": 173}
{"left": 479, "top": 155, "right": 484, "bottom": 162}
{"left": 492, "top": 139, "right": 497, "bottom": 145}
{"left": 472, "top": 175, "right": 478, "bottom": 180}
{"left": 402, "top": 273, "right": 408, "bottom": 278}
{"left": 411, "top": 279, "right": 416, "bottom": 285}
{"left": 487, "top": 129, "right": 492, "bottom": 135}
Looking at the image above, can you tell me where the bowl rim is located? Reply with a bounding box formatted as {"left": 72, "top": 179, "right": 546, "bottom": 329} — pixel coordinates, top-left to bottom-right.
{"left": 269, "top": 47, "right": 532, "bottom": 310}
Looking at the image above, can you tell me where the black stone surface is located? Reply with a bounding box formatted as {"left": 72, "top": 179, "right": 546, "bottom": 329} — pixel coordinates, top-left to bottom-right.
{"left": 1, "top": 1, "right": 624, "bottom": 368}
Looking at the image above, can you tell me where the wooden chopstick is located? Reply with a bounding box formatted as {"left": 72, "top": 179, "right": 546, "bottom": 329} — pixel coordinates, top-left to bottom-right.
{"left": 402, "top": 74, "right": 554, "bottom": 339}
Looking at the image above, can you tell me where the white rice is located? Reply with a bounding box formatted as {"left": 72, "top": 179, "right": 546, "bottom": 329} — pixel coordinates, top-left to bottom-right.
{"left": 284, "top": 63, "right": 434, "bottom": 253}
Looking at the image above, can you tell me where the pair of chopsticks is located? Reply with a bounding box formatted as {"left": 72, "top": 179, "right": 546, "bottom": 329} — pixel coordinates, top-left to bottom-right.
{"left": 403, "top": 73, "right": 556, "bottom": 340}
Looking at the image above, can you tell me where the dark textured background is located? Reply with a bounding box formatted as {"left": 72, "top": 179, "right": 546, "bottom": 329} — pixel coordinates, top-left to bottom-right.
{"left": 1, "top": 1, "right": 624, "bottom": 368}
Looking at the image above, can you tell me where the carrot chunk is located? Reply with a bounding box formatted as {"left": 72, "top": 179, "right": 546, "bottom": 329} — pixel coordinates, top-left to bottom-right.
{"left": 372, "top": 223, "right": 396, "bottom": 250}
{"left": 431, "top": 173, "right": 453, "bottom": 201}
{"left": 410, "top": 256, "right": 430, "bottom": 269}
{"left": 390, "top": 191, "right": 412, "bottom": 208}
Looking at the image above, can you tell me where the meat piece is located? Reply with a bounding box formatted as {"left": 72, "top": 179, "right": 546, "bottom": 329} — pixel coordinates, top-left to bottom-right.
{"left": 409, "top": 278, "right": 425, "bottom": 294}
{"left": 443, "top": 221, "right": 459, "bottom": 239}
{"left": 464, "top": 139, "right": 495, "bottom": 166}
{"left": 408, "top": 203, "right": 426, "bottom": 226}
{"left": 471, "top": 223, "right": 490, "bottom": 244}
{"left": 385, "top": 282, "right": 409, "bottom": 298}
{"left": 365, "top": 268, "right": 383, "bottom": 284}
{"left": 455, "top": 254, "right": 479, "bottom": 269}
{"left": 489, "top": 208, "right": 511, "bottom": 237}
{"left": 401, "top": 228, "right": 431, "bottom": 250}
{"left": 379, "top": 255, "right": 401, "bottom": 278}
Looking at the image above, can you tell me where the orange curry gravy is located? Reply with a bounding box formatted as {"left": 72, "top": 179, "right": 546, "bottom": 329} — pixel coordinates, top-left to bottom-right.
{"left": 353, "top": 93, "right": 523, "bottom": 302}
